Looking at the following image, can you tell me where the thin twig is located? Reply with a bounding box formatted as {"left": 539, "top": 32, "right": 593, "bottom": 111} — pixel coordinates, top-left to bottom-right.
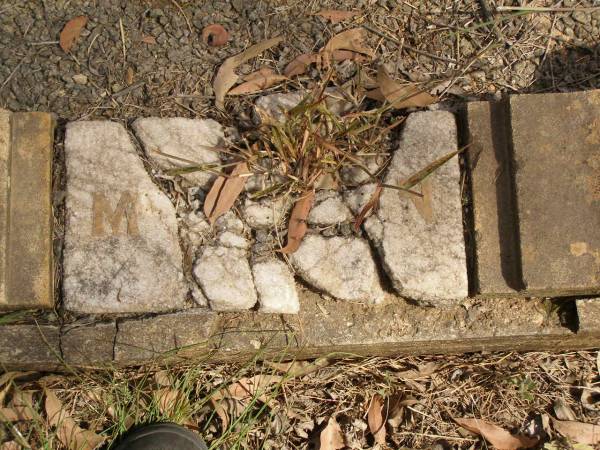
{"left": 364, "top": 24, "right": 457, "bottom": 63}
{"left": 170, "top": 0, "right": 194, "bottom": 36}
{"left": 119, "top": 17, "right": 127, "bottom": 63}
{"left": 496, "top": 5, "right": 600, "bottom": 12}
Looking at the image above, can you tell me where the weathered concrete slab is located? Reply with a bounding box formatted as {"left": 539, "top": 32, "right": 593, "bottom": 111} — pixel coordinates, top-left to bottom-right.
{"left": 465, "top": 101, "right": 521, "bottom": 295}
{"left": 132, "top": 117, "right": 224, "bottom": 189}
{"left": 1, "top": 111, "right": 55, "bottom": 310}
{"left": 576, "top": 297, "right": 600, "bottom": 333}
{"left": 0, "top": 324, "right": 61, "bottom": 370}
{"left": 114, "top": 310, "right": 220, "bottom": 363}
{"left": 63, "top": 121, "right": 188, "bottom": 314}
{"left": 511, "top": 90, "right": 600, "bottom": 296}
{"left": 62, "top": 322, "right": 116, "bottom": 366}
{"left": 366, "top": 111, "right": 468, "bottom": 303}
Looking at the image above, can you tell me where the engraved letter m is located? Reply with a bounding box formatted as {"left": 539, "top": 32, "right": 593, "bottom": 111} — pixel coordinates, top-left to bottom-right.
{"left": 92, "top": 191, "right": 139, "bottom": 236}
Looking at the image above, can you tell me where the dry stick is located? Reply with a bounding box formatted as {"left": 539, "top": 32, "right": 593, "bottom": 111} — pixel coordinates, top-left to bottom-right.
{"left": 363, "top": 24, "right": 457, "bottom": 64}
{"left": 496, "top": 5, "right": 600, "bottom": 12}
{"left": 118, "top": 17, "right": 127, "bottom": 63}
{"left": 170, "top": 0, "right": 193, "bottom": 35}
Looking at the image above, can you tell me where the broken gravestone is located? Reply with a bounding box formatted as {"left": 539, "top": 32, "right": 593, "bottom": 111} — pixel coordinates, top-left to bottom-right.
{"left": 132, "top": 117, "right": 224, "bottom": 189}
{"left": 63, "top": 121, "right": 188, "bottom": 314}
{"left": 365, "top": 111, "right": 468, "bottom": 303}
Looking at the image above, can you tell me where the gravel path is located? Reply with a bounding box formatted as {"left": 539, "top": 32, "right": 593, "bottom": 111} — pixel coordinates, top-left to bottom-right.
{"left": 1, "top": 0, "right": 598, "bottom": 122}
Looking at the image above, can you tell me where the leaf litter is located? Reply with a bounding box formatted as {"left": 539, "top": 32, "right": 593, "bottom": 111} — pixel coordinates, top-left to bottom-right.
{"left": 59, "top": 16, "right": 88, "bottom": 52}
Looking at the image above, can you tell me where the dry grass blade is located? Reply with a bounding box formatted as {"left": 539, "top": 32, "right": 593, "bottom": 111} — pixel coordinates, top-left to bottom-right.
{"left": 214, "top": 36, "right": 283, "bottom": 108}
{"left": 354, "top": 184, "right": 382, "bottom": 231}
{"left": 367, "top": 394, "right": 386, "bottom": 444}
{"left": 400, "top": 147, "right": 465, "bottom": 190}
{"left": 375, "top": 66, "right": 437, "bottom": 109}
{"left": 279, "top": 190, "right": 315, "bottom": 254}
{"left": 229, "top": 68, "right": 287, "bottom": 95}
{"left": 551, "top": 418, "right": 600, "bottom": 444}
{"left": 315, "top": 9, "right": 359, "bottom": 23}
{"left": 454, "top": 417, "right": 538, "bottom": 450}
{"left": 320, "top": 416, "right": 345, "bottom": 450}
{"left": 59, "top": 16, "right": 88, "bottom": 52}
{"left": 203, "top": 161, "right": 250, "bottom": 225}
{"left": 45, "top": 389, "right": 105, "bottom": 450}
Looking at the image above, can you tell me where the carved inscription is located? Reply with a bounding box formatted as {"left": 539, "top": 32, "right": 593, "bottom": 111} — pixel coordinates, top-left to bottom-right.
{"left": 92, "top": 191, "right": 139, "bottom": 236}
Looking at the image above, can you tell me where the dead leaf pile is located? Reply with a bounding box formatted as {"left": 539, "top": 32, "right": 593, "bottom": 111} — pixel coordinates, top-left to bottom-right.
{"left": 320, "top": 416, "right": 345, "bottom": 450}
{"left": 59, "top": 16, "right": 88, "bottom": 52}
{"left": 551, "top": 417, "right": 600, "bottom": 445}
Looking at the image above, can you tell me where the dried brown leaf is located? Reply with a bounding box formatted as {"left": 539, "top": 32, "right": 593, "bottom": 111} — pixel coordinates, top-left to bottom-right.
{"left": 214, "top": 36, "right": 283, "bottom": 109}
{"left": 155, "top": 388, "right": 184, "bottom": 413}
{"left": 315, "top": 9, "right": 360, "bottom": 23}
{"left": 552, "top": 418, "right": 600, "bottom": 445}
{"left": 59, "top": 16, "right": 88, "bottom": 52}
{"left": 229, "top": 69, "right": 287, "bottom": 95}
{"left": 45, "top": 389, "right": 105, "bottom": 450}
{"left": 265, "top": 358, "right": 330, "bottom": 378}
{"left": 454, "top": 417, "right": 538, "bottom": 450}
{"left": 0, "top": 442, "right": 21, "bottom": 450}
{"left": 320, "top": 416, "right": 345, "bottom": 450}
{"left": 376, "top": 66, "right": 437, "bottom": 109}
{"left": 279, "top": 190, "right": 315, "bottom": 253}
{"left": 284, "top": 53, "right": 318, "bottom": 77}
{"left": 226, "top": 374, "right": 283, "bottom": 401}
{"left": 322, "top": 27, "right": 374, "bottom": 59}
{"left": 0, "top": 407, "right": 34, "bottom": 422}
{"left": 203, "top": 161, "right": 250, "bottom": 225}
{"left": 367, "top": 394, "right": 386, "bottom": 445}
{"left": 396, "top": 362, "right": 439, "bottom": 380}
{"left": 202, "top": 24, "right": 230, "bottom": 47}
{"left": 553, "top": 399, "right": 577, "bottom": 421}
{"left": 354, "top": 184, "right": 382, "bottom": 231}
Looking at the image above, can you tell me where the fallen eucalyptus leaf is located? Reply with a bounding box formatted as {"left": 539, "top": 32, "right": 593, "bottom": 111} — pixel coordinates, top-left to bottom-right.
{"left": 214, "top": 36, "right": 283, "bottom": 108}
{"left": 367, "top": 394, "right": 386, "bottom": 445}
{"left": 203, "top": 161, "right": 250, "bottom": 225}
{"left": 315, "top": 9, "right": 360, "bottom": 23}
{"left": 279, "top": 190, "right": 315, "bottom": 253}
{"left": 59, "top": 16, "right": 88, "bottom": 52}
{"left": 202, "top": 24, "right": 230, "bottom": 47}
{"left": 552, "top": 418, "right": 600, "bottom": 445}
{"left": 454, "top": 417, "right": 538, "bottom": 450}
{"left": 229, "top": 68, "right": 287, "bottom": 95}
{"left": 320, "top": 416, "right": 345, "bottom": 450}
{"left": 375, "top": 66, "right": 437, "bottom": 109}
{"left": 45, "top": 389, "right": 105, "bottom": 450}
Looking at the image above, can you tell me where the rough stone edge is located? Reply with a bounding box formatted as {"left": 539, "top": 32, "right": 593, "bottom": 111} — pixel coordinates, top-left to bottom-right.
{"left": 1, "top": 294, "right": 599, "bottom": 370}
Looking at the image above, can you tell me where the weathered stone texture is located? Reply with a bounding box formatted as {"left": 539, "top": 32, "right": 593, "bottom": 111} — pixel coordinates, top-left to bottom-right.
{"left": 307, "top": 191, "right": 352, "bottom": 226}
{"left": 1, "top": 111, "right": 54, "bottom": 309}
{"left": 0, "top": 325, "right": 61, "bottom": 369}
{"left": 0, "top": 110, "right": 9, "bottom": 308}
{"left": 132, "top": 118, "right": 224, "bottom": 189}
{"left": 62, "top": 322, "right": 116, "bottom": 366}
{"left": 253, "top": 259, "right": 299, "bottom": 314}
{"left": 511, "top": 91, "right": 600, "bottom": 295}
{"left": 466, "top": 101, "right": 521, "bottom": 295}
{"left": 577, "top": 298, "right": 600, "bottom": 333}
{"left": 63, "top": 121, "right": 187, "bottom": 314}
{"left": 114, "top": 311, "right": 220, "bottom": 363}
{"left": 366, "top": 111, "right": 468, "bottom": 303}
{"left": 193, "top": 246, "right": 257, "bottom": 311}
{"left": 290, "top": 234, "right": 385, "bottom": 303}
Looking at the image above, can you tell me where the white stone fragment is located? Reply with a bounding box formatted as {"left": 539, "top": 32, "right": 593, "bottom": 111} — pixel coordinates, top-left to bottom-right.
{"left": 343, "top": 183, "right": 378, "bottom": 215}
{"left": 215, "top": 211, "right": 245, "bottom": 234}
{"left": 290, "top": 234, "right": 385, "bottom": 303}
{"left": 193, "top": 246, "right": 257, "bottom": 311}
{"left": 252, "top": 259, "right": 299, "bottom": 314}
{"left": 217, "top": 231, "right": 250, "bottom": 249}
{"left": 307, "top": 191, "right": 352, "bottom": 226}
{"left": 132, "top": 117, "right": 224, "bottom": 189}
{"left": 63, "top": 121, "right": 188, "bottom": 314}
{"left": 179, "top": 210, "right": 210, "bottom": 249}
{"left": 366, "top": 111, "right": 468, "bottom": 303}
{"left": 242, "top": 196, "right": 290, "bottom": 229}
